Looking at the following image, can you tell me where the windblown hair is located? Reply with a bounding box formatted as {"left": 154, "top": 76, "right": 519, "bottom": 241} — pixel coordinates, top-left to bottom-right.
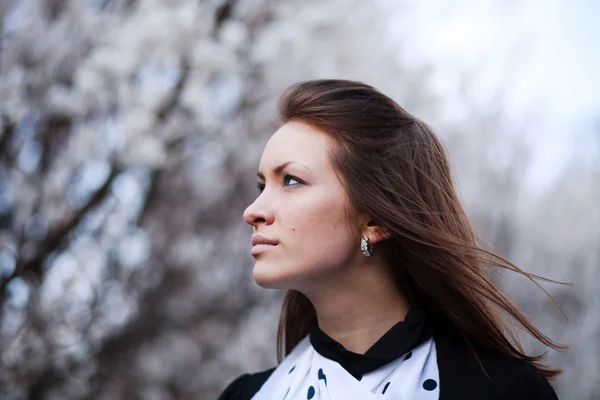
{"left": 274, "top": 79, "right": 566, "bottom": 380}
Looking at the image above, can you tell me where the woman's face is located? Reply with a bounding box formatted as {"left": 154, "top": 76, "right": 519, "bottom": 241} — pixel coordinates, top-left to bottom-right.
{"left": 243, "top": 121, "right": 362, "bottom": 290}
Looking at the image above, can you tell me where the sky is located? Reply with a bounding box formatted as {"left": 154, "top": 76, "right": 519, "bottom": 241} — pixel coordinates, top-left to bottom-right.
{"left": 385, "top": 0, "right": 600, "bottom": 192}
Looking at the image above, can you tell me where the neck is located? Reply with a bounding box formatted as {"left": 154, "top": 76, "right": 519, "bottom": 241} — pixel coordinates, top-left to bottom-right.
{"left": 302, "top": 255, "right": 410, "bottom": 354}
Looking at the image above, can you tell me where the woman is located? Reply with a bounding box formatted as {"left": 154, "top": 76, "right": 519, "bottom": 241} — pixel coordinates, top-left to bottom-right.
{"left": 218, "top": 80, "right": 564, "bottom": 399}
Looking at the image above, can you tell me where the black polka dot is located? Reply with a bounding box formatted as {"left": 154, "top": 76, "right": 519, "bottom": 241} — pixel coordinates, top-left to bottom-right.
{"left": 405, "top": 351, "right": 412, "bottom": 360}
{"left": 307, "top": 386, "right": 315, "bottom": 399}
{"left": 289, "top": 365, "right": 295, "bottom": 374}
{"left": 283, "top": 387, "right": 290, "bottom": 399}
{"left": 317, "top": 368, "right": 327, "bottom": 386}
{"left": 382, "top": 382, "right": 391, "bottom": 394}
{"left": 423, "top": 379, "right": 437, "bottom": 391}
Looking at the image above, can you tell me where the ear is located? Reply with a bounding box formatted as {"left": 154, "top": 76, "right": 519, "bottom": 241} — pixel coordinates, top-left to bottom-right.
{"left": 363, "top": 220, "right": 391, "bottom": 245}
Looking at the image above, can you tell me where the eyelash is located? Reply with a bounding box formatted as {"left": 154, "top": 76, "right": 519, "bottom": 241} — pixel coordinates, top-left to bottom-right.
{"left": 257, "top": 173, "right": 303, "bottom": 193}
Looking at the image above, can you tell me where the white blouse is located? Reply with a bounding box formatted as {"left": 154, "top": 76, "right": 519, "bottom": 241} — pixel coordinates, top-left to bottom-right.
{"left": 250, "top": 334, "right": 440, "bottom": 400}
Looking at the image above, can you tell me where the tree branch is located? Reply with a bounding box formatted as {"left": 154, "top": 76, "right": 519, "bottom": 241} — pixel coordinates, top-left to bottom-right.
{"left": 0, "top": 165, "right": 122, "bottom": 298}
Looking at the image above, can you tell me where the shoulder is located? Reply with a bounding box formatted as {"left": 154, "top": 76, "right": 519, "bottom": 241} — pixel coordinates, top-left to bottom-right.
{"left": 217, "top": 367, "right": 275, "bottom": 400}
{"left": 496, "top": 367, "right": 559, "bottom": 400}
{"left": 435, "top": 330, "right": 558, "bottom": 400}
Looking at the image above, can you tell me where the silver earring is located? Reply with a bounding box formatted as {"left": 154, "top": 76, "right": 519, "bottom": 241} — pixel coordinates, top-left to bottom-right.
{"left": 361, "top": 236, "right": 373, "bottom": 256}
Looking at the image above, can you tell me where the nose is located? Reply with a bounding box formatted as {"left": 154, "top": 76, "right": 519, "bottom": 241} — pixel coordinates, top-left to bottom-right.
{"left": 243, "top": 195, "right": 274, "bottom": 228}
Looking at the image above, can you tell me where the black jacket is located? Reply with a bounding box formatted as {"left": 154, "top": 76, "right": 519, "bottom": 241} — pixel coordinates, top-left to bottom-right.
{"left": 218, "top": 310, "right": 558, "bottom": 400}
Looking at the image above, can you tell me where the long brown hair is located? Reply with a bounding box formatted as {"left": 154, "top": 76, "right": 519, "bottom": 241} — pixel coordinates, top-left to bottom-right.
{"left": 273, "top": 79, "right": 566, "bottom": 380}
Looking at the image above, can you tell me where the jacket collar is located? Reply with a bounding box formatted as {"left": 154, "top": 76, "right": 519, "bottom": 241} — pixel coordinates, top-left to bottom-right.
{"left": 309, "top": 307, "right": 434, "bottom": 380}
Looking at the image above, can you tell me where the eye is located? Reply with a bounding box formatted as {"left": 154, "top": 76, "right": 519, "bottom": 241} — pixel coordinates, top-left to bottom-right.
{"left": 256, "top": 173, "right": 303, "bottom": 194}
{"left": 283, "top": 173, "right": 302, "bottom": 188}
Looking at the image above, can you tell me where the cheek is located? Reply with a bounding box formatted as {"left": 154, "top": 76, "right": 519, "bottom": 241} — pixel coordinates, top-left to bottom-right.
{"left": 285, "top": 197, "right": 344, "bottom": 235}
{"left": 284, "top": 200, "right": 356, "bottom": 268}
{"left": 253, "top": 189, "right": 357, "bottom": 288}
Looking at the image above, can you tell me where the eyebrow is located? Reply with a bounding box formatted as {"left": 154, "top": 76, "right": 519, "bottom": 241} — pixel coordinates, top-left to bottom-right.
{"left": 257, "top": 161, "right": 310, "bottom": 179}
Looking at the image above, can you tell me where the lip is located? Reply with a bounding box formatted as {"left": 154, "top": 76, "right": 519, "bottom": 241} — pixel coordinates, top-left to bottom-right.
{"left": 251, "top": 234, "right": 280, "bottom": 246}
{"left": 251, "top": 243, "right": 278, "bottom": 255}
{"left": 251, "top": 234, "right": 279, "bottom": 256}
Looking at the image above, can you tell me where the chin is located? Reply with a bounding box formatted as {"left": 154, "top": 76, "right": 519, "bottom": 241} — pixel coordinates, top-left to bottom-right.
{"left": 252, "top": 261, "right": 295, "bottom": 289}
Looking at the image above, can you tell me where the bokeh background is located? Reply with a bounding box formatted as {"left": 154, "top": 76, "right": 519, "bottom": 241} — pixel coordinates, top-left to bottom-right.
{"left": 0, "top": 0, "right": 598, "bottom": 399}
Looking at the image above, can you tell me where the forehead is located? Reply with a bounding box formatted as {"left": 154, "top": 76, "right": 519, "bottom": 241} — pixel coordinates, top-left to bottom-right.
{"left": 260, "top": 121, "right": 332, "bottom": 168}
